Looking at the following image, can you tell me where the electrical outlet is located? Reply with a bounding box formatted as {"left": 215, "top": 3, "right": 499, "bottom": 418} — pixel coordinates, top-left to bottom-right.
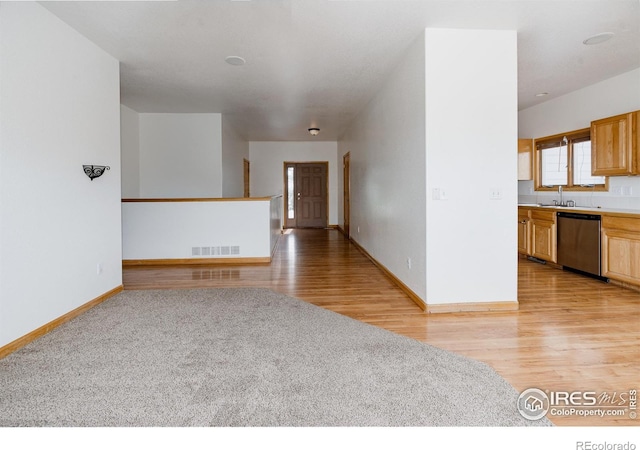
{"left": 490, "top": 188, "right": 503, "bottom": 200}
{"left": 612, "top": 186, "right": 623, "bottom": 196}
{"left": 622, "top": 185, "right": 633, "bottom": 196}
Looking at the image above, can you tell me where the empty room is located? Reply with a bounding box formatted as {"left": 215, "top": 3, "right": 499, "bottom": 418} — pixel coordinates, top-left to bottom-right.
{"left": 1, "top": 0, "right": 638, "bottom": 445}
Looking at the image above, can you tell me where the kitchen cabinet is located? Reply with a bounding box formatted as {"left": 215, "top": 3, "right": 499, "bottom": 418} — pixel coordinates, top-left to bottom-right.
{"left": 518, "top": 209, "right": 531, "bottom": 254}
{"left": 530, "top": 209, "right": 557, "bottom": 263}
{"left": 518, "top": 205, "right": 640, "bottom": 288}
{"left": 591, "top": 110, "right": 640, "bottom": 176}
{"left": 601, "top": 215, "right": 640, "bottom": 285}
{"left": 518, "top": 207, "right": 557, "bottom": 263}
{"left": 518, "top": 139, "right": 533, "bottom": 181}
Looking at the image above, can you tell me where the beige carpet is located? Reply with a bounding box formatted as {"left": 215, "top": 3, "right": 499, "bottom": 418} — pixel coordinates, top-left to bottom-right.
{"left": 0, "top": 288, "right": 551, "bottom": 426}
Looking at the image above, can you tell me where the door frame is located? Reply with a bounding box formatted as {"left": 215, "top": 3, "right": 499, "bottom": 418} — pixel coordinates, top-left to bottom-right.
{"left": 283, "top": 161, "right": 329, "bottom": 229}
{"left": 343, "top": 152, "right": 350, "bottom": 238}
{"left": 243, "top": 158, "right": 250, "bottom": 198}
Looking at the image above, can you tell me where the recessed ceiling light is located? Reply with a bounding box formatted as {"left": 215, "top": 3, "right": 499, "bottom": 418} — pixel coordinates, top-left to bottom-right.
{"left": 583, "top": 32, "right": 614, "bottom": 45}
{"left": 225, "top": 56, "right": 246, "bottom": 66}
{"left": 535, "top": 92, "right": 548, "bottom": 97}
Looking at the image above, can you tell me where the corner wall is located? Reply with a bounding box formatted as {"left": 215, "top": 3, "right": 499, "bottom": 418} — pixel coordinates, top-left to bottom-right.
{"left": 424, "top": 28, "right": 518, "bottom": 306}
{"left": 338, "top": 28, "right": 518, "bottom": 307}
{"left": 0, "top": 2, "right": 122, "bottom": 348}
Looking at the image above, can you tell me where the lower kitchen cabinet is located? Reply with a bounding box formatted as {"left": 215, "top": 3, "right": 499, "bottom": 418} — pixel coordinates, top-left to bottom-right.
{"left": 518, "top": 206, "right": 640, "bottom": 288}
{"left": 518, "top": 209, "right": 530, "bottom": 254}
{"left": 602, "top": 216, "right": 640, "bottom": 285}
{"left": 518, "top": 208, "right": 557, "bottom": 263}
{"left": 530, "top": 210, "right": 557, "bottom": 263}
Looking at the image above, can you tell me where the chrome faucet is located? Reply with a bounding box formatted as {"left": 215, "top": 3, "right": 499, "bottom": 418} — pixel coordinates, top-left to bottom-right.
{"left": 553, "top": 186, "right": 567, "bottom": 206}
{"left": 558, "top": 185, "right": 563, "bottom": 205}
{"left": 552, "top": 186, "right": 575, "bottom": 207}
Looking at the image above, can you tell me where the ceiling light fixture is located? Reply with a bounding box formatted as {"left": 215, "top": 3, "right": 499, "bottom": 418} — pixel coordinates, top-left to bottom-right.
{"left": 308, "top": 128, "right": 320, "bottom": 136}
{"left": 583, "top": 32, "right": 614, "bottom": 46}
{"left": 225, "top": 56, "right": 246, "bottom": 66}
{"left": 535, "top": 92, "right": 548, "bottom": 97}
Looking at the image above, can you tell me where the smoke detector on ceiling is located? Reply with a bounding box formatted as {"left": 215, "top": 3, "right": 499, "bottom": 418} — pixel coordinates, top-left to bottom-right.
{"left": 583, "top": 32, "right": 614, "bottom": 45}
{"left": 225, "top": 56, "right": 246, "bottom": 66}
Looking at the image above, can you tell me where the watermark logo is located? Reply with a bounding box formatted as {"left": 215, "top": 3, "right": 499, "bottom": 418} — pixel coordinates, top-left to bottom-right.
{"left": 517, "top": 388, "right": 637, "bottom": 421}
{"left": 517, "top": 388, "right": 550, "bottom": 420}
{"left": 577, "top": 442, "right": 637, "bottom": 450}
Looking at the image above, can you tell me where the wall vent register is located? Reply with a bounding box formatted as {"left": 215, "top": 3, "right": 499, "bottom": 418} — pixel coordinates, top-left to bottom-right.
{"left": 191, "top": 246, "right": 240, "bottom": 257}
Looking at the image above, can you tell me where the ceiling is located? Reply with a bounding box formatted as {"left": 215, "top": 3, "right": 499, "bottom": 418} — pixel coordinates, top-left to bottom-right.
{"left": 41, "top": 0, "right": 640, "bottom": 141}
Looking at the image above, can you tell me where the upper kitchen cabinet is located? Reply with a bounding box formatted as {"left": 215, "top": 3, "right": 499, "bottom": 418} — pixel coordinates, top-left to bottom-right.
{"left": 591, "top": 111, "right": 640, "bottom": 176}
{"left": 518, "top": 139, "right": 533, "bottom": 180}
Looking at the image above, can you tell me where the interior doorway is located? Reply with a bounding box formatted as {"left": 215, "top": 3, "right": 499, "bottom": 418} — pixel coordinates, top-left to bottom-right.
{"left": 243, "top": 159, "right": 250, "bottom": 198}
{"left": 284, "top": 162, "right": 328, "bottom": 229}
{"left": 343, "top": 152, "right": 350, "bottom": 238}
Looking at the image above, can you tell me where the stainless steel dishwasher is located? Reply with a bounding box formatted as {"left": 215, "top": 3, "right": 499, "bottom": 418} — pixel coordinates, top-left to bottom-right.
{"left": 556, "top": 211, "right": 607, "bottom": 280}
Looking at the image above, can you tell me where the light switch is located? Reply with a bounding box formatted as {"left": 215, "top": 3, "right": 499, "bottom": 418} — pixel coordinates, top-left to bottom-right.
{"left": 432, "top": 188, "right": 448, "bottom": 200}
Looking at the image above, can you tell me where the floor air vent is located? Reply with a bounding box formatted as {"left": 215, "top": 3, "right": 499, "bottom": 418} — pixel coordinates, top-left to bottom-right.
{"left": 191, "top": 246, "right": 240, "bottom": 257}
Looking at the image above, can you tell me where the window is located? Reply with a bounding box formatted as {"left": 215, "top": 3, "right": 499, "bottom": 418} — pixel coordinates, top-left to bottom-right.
{"left": 287, "top": 166, "right": 295, "bottom": 219}
{"left": 534, "top": 128, "right": 607, "bottom": 191}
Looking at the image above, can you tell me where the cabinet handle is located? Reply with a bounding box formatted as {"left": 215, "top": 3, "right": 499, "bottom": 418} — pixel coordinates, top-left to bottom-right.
{"left": 520, "top": 220, "right": 527, "bottom": 224}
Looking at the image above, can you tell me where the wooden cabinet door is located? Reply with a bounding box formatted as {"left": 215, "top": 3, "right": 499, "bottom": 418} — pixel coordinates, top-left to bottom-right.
{"left": 518, "top": 139, "right": 533, "bottom": 181}
{"left": 531, "top": 219, "right": 556, "bottom": 263}
{"left": 601, "top": 216, "right": 640, "bottom": 285}
{"left": 517, "top": 210, "right": 530, "bottom": 254}
{"left": 591, "top": 112, "right": 634, "bottom": 175}
{"left": 602, "top": 230, "right": 640, "bottom": 284}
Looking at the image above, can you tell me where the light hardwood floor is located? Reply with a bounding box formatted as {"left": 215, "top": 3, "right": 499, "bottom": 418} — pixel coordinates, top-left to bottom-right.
{"left": 123, "top": 228, "right": 640, "bottom": 426}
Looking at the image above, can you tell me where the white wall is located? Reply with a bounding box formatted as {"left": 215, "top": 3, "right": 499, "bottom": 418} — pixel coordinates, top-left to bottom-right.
{"left": 139, "top": 113, "right": 222, "bottom": 198}
{"left": 519, "top": 68, "right": 640, "bottom": 139}
{"left": 0, "top": 2, "right": 122, "bottom": 348}
{"left": 518, "top": 68, "right": 640, "bottom": 210}
{"left": 122, "top": 200, "right": 274, "bottom": 260}
{"left": 120, "top": 104, "right": 140, "bottom": 198}
{"left": 424, "top": 28, "right": 518, "bottom": 305}
{"left": 338, "top": 29, "right": 518, "bottom": 306}
{"left": 249, "top": 141, "right": 339, "bottom": 225}
{"left": 222, "top": 117, "right": 249, "bottom": 198}
{"left": 338, "top": 33, "right": 427, "bottom": 300}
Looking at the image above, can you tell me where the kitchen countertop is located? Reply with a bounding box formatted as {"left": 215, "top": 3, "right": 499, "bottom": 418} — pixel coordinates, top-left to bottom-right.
{"left": 518, "top": 203, "right": 640, "bottom": 217}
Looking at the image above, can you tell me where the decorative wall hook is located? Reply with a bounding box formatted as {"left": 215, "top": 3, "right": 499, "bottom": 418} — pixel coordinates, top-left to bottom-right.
{"left": 83, "top": 165, "right": 110, "bottom": 181}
